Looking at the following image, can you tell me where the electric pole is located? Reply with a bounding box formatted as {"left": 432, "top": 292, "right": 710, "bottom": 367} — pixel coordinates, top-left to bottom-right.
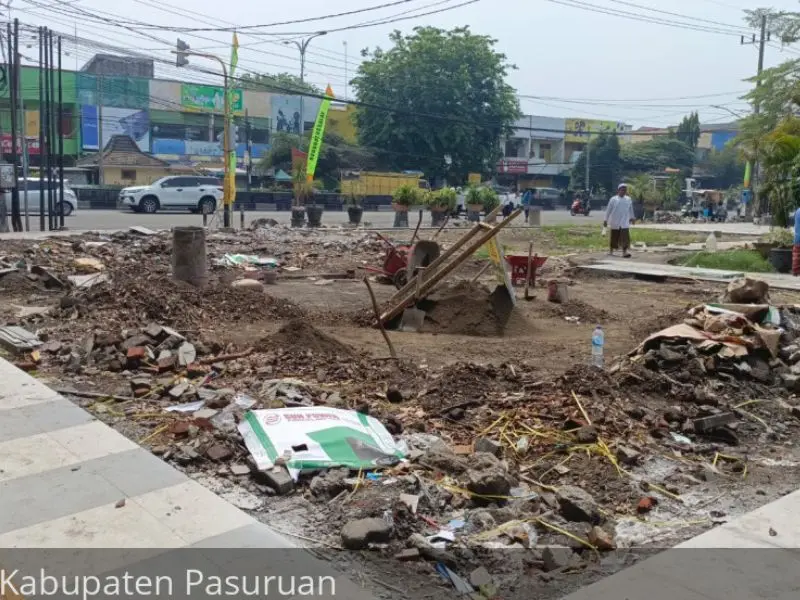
{"left": 741, "top": 14, "right": 770, "bottom": 216}
{"left": 584, "top": 133, "right": 590, "bottom": 195}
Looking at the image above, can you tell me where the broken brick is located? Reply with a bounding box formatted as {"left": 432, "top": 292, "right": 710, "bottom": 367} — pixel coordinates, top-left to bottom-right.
{"left": 126, "top": 346, "right": 146, "bottom": 360}
{"left": 637, "top": 496, "right": 658, "bottom": 514}
{"left": 205, "top": 444, "right": 232, "bottom": 461}
{"left": 693, "top": 412, "right": 736, "bottom": 433}
{"left": 187, "top": 363, "right": 210, "bottom": 378}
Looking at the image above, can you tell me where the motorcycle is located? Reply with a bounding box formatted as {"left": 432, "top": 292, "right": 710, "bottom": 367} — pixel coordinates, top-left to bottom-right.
{"left": 570, "top": 199, "right": 591, "bottom": 216}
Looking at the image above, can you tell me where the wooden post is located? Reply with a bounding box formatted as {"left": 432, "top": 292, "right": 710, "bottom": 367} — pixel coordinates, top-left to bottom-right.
{"left": 364, "top": 277, "right": 397, "bottom": 359}
{"left": 524, "top": 241, "right": 533, "bottom": 300}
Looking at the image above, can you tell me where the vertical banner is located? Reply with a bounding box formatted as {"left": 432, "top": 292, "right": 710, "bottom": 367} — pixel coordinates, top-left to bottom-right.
{"left": 305, "top": 85, "right": 334, "bottom": 181}
{"left": 743, "top": 161, "right": 752, "bottom": 189}
{"left": 225, "top": 32, "right": 240, "bottom": 207}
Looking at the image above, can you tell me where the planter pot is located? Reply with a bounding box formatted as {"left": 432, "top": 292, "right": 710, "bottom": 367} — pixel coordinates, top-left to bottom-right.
{"left": 430, "top": 209, "right": 448, "bottom": 228}
{"left": 393, "top": 204, "right": 410, "bottom": 228}
{"left": 769, "top": 247, "right": 793, "bottom": 273}
{"left": 306, "top": 205, "right": 324, "bottom": 228}
{"left": 753, "top": 242, "right": 776, "bottom": 260}
{"left": 347, "top": 206, "right": 364, "bottom": 225}
{"left": 467, "top": 203, "right": 482, "bottom": 223}
{"left": 290, "top": 207, "right": 306, "bottom": 228}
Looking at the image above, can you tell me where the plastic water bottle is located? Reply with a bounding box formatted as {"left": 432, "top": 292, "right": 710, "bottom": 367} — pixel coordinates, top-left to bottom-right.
{"left": 591, "top": 325, "right": 605, "bottom": 369}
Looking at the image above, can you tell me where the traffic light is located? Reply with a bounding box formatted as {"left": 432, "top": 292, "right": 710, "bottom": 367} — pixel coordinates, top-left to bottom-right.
{"left": 176, "top": 39, "right": 190, "bottom": 67}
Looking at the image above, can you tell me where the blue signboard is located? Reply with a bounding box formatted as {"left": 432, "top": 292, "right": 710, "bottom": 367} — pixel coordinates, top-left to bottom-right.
{"left": 81, "top": 105, "right": 99, "bottom": 150}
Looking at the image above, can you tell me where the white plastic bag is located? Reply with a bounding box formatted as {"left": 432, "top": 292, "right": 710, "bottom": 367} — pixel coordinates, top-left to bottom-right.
{"left": 601, "top": 226, "right": 607, "bottom": 237}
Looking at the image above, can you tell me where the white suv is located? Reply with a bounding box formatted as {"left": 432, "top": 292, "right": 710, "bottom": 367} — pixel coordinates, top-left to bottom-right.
{"left": 119, "top": 176, "right": 223, "bottom": 214}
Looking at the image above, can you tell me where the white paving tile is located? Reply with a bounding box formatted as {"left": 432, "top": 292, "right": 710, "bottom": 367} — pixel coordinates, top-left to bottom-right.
{"left": 0, "top": 498, "right": 185, "bottom": 548}
{"left": 48, "top": 421, "right": 139, "bottom": 463}
{"left": 131, "top": 481, "right": 254, "bottom": 545}
{"left": 0, "top": 432, "right": 76, "bottom": 482}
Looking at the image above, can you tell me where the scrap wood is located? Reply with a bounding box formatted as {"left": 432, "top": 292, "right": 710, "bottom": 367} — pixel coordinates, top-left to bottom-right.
{"left": 56, "top": 388, "right": 132, "bottom": 402}
{"left": 199, "top": 348, "right": 253, "bottom": 364}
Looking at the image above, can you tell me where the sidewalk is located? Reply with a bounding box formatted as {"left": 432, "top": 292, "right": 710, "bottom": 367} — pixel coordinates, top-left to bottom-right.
{"left": 0, "top": 358, "right": 372, "bottom": 598}
{"left": 639, "top": 222, "right": 770, "bottom": 236}
{"left": 581, "top": 258, "right": 800, "bottom": 291}
{"left": 562, "top": 486, "right": 800, "bottom": 600}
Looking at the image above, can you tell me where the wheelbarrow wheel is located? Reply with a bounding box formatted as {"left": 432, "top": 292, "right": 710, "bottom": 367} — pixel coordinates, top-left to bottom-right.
{"left": 392, "top": 269, "right": 408, "bottom": 289}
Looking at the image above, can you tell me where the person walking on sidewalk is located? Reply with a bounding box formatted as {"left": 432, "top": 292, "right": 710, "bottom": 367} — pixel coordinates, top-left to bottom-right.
{"left": 604, "top": 183, "right": 635, "bottom": 257}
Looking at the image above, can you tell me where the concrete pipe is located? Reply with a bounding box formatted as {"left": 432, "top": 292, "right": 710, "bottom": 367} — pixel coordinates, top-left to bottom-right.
{"left": 172, "top": 226, "right": 208, "bottom": 287}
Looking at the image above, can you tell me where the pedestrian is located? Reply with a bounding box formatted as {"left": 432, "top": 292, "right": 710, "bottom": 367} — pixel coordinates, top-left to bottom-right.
{"left": 521, "top": 188, "right": 533, "bottom": 222}
{"left": 604, "top": 183, "right": 635, "bottom": 258}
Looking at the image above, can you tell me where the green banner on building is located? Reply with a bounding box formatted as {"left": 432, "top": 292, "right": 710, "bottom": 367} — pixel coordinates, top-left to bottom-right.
{"left": 181, "top": 84, "right": 243, "bottom": 113}
{"left": 305, "top": 85, "right": 334, "bottom": 181}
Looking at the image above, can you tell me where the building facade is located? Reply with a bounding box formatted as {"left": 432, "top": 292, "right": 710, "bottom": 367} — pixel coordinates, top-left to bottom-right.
{"left": 498, "top": 115, "right": 632, "bottom": 189}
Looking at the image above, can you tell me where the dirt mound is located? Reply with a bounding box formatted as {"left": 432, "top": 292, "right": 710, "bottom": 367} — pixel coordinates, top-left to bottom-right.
{"left": 421, "top": 281, "right": 517, "bottom": 337}
{"left": 537, "top": 298, "right": 611, "bottom": 323}
{"left": 74, "top": 271, "right": 305, "bottom": 328}
{"left": 260, "top": 319, "right": 354, "bottom": 356}
{"left": 630, "top": 307, "right": 691, "bottom": 341}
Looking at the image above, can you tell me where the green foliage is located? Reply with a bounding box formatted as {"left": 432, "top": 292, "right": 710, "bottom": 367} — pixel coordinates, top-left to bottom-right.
{"left": 239, "top": 72, "right": 321, "bottom": 95}
{"left": 571, "top": 133, "right": 621, "bottom": 194}
{"left": 766, "top": 226, "right": 794, "bottom": 247}
{"left": 664, "top": 174, "right": 683, "bottom": 207}
{"left": 672, "top": 112, "right": 701, "bottom": 150}
{"left": 352, "top": 26, "right": 521, "bottom": 181}
{"left": 699, "top": 142, "right": 747, "bottom": 189}
{"left": 427, "top": 187, "right": 457, "bottom": 210}
{"left": 620, "top": 137, "right": 695, "bottom": 173}
{"left": 392, "top": 184, "right": 422, "bottom": 207}
{"left": 759, "top": 117, "right": 800, "bottom": 226}
{"left": 676, "top": 250, "right": 775, "bottom": 273}
{"left": 258, "top": 130, "right": 380, "bottom": 189}
{"left": 480, "top": 187, "right": 500, "bottom": 212}
{"left": 541, "top": 225, "right": 705, "bottom": 251}
{"left": 465, "top": 186, "right": 483, "bottom": 206}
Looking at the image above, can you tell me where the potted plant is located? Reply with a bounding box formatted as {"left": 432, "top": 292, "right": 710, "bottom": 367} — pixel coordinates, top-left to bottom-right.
{"left": 346, "top": 192, "right": 364, "bottom": 226}
{"left": 466, "top": 186, "right": 483, "bottom": 222}
{"left": 480, "top": 187, "right": 500, "bottom": 223}
{"left": 391, "top": 184, "right": 419, "bottom": 228}
{"left": 766, "top": 227, "right": 794, "bottom": 273}
{"left": 427, "top": 188, "right": 456, "bottom": 227}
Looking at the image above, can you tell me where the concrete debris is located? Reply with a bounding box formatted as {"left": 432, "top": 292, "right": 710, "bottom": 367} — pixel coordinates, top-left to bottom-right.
{"left": 474, "top": 437, "right": 503, "bottom": 456}
{"left": 0, "top": 326, "right": 42, "bottom": 353}
{"left": 556, "top": 486, "right": 600, "bottom": 524}
{"left": 542, "top": 546, "right": 576, "bottom": 572}
{"left": 309, "top": 468, "right": 349, "bottom": 499}
{"left": 465, "top": 453, "right": 515, "bottom": 503}
{"left": 725, "top": 277, "right": 769, "bottom": 304}
{"left": 341, "top": 517, "right": 393, "bottom": 550}
{"left": 588, "top": 526, "right": 616, "bottom": 550}
{"left": 256, "top": 466, "right": 295, "bottom": 495}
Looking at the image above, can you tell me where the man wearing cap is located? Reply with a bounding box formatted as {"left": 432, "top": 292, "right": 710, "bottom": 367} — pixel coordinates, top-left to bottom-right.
{"left": 604, "top": 183, "right": 636, "bottom": 257}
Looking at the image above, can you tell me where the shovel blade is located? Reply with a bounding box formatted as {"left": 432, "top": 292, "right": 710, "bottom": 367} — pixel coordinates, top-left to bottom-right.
{"left": 400, "top": 307, "right": 426, "bottom": 332}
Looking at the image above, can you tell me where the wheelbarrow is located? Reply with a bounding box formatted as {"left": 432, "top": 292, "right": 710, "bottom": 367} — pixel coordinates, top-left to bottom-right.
{"left": 505, "top": 253, "right": 548, "bottom": 287}
{"left": 363, "top": 232, "right": 411, "bottom": 288}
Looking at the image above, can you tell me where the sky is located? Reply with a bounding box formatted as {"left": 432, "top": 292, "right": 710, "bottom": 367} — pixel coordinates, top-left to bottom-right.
{"left": 8, "top": 0, "right": 800, "bottom": 128}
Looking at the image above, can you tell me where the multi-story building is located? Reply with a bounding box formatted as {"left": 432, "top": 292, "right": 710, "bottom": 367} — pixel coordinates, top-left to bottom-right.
{"left": 0, "top": 54, "right": 360, "bottom": 185}
{"left": 498, "top": 114, "right": 632, "bottom": 189}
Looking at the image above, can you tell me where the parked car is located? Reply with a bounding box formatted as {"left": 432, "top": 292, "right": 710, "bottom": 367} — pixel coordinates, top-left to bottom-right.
{"left": 119, "top": 176, "right": 223, "bottom": 214}
{"left": 529, "top": 187, "right": 563, "bottom": 210}
{"left": 2, "top": 178, "right": 78, "bottom": 216}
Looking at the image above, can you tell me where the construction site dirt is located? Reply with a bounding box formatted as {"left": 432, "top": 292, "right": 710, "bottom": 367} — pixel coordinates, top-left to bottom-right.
{"left": 1, "top": 224, "right": 799, "bottom": 600}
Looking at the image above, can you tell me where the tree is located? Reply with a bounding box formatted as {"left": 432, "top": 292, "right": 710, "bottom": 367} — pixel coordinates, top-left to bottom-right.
{"left": 672, "top": 112, "right": 701, "bottom": 150}
{"left": 664, "top": 174, "right": 683, "bottom": 209}
{"left": 571, "top": 133, "right": 621, "bottom": 196}
{"left": 620, "top": 137, "right": 695, "bottom": 173}
{"left": 239, "top": 72, "right": 321, "bottom": 95}
{"left": 758, "top": 116, "right": 800, "bottom": 226}
{"left": 699, "top": 142, "right": 747, "bottom": 189}
{"left": 351, "top": 26, "right": 520, "bottom": 181}
{"left": 258, "top": 130, "right": 380, "bottom": 189}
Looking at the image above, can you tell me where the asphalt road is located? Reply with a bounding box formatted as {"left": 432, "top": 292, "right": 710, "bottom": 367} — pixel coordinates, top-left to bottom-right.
{"left": 27, "top": 208, "right": 606, "bottom": 233}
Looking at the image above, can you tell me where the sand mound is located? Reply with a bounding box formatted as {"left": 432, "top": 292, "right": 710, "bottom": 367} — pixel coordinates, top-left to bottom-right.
{"left": 420, "top": 281, "right": 517, "bottom": 337}
{"left": 260, "top": 319, "right": 354, "bottom": 356}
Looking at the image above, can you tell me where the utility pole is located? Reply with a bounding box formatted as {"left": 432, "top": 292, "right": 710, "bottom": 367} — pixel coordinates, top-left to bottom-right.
{"left": 283, "top": 31, "right": 327, "bottom": 135}
{"left": 245, "top": 109, "right": 252, "bottom": 191}
{"left": 97, "top": 75, "right": 104, "bottom": 185}
{"left": 741, "top": 14, "right": 770, "bottom": 217}
{"left": 584, "top": 133, "right": 590, "bottom": 195}
{"left": 343, "top": 41, "right": 348, "bottom": 101}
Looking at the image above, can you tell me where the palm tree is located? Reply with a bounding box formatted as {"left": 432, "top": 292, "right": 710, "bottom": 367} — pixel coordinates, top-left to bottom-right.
{"left": 760, "top": 117, "right": 800, "bottom": 226}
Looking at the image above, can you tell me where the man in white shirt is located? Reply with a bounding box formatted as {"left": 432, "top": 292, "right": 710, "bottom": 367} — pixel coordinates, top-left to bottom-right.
{"left": 604, "top": 183, "right": 636, "bottom": 257}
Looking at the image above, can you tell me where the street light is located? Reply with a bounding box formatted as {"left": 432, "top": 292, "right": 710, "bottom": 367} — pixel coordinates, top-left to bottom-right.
{"left": 710, "top": 105, "right": 749, "bottom": 120}
{"left": 173, "top": 38, "right": 234, "bottom": 228}
{"left": 283, "top": 31, "right": 327, "bottom": 136}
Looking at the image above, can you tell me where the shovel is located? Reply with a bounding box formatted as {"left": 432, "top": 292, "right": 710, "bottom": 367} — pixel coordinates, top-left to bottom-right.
{"left": 400, "top": 267, "right": 428, "bottom": 332}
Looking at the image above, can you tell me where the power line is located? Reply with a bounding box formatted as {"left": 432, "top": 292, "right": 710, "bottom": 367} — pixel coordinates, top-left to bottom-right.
{"left": 543, "top": 0, "right": 746, "bottom": 37}
{"left": 605, "top": 0, "right": 752, "bottom": 33}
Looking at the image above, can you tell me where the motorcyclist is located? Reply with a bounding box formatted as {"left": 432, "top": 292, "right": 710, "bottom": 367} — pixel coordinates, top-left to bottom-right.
{"left": 582, "top": 189, "right": 590, "bottom": 213}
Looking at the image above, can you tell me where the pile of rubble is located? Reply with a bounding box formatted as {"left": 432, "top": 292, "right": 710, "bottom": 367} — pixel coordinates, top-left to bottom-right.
{"left": 623, "top": 277, "right": 800, "bottom": 394}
